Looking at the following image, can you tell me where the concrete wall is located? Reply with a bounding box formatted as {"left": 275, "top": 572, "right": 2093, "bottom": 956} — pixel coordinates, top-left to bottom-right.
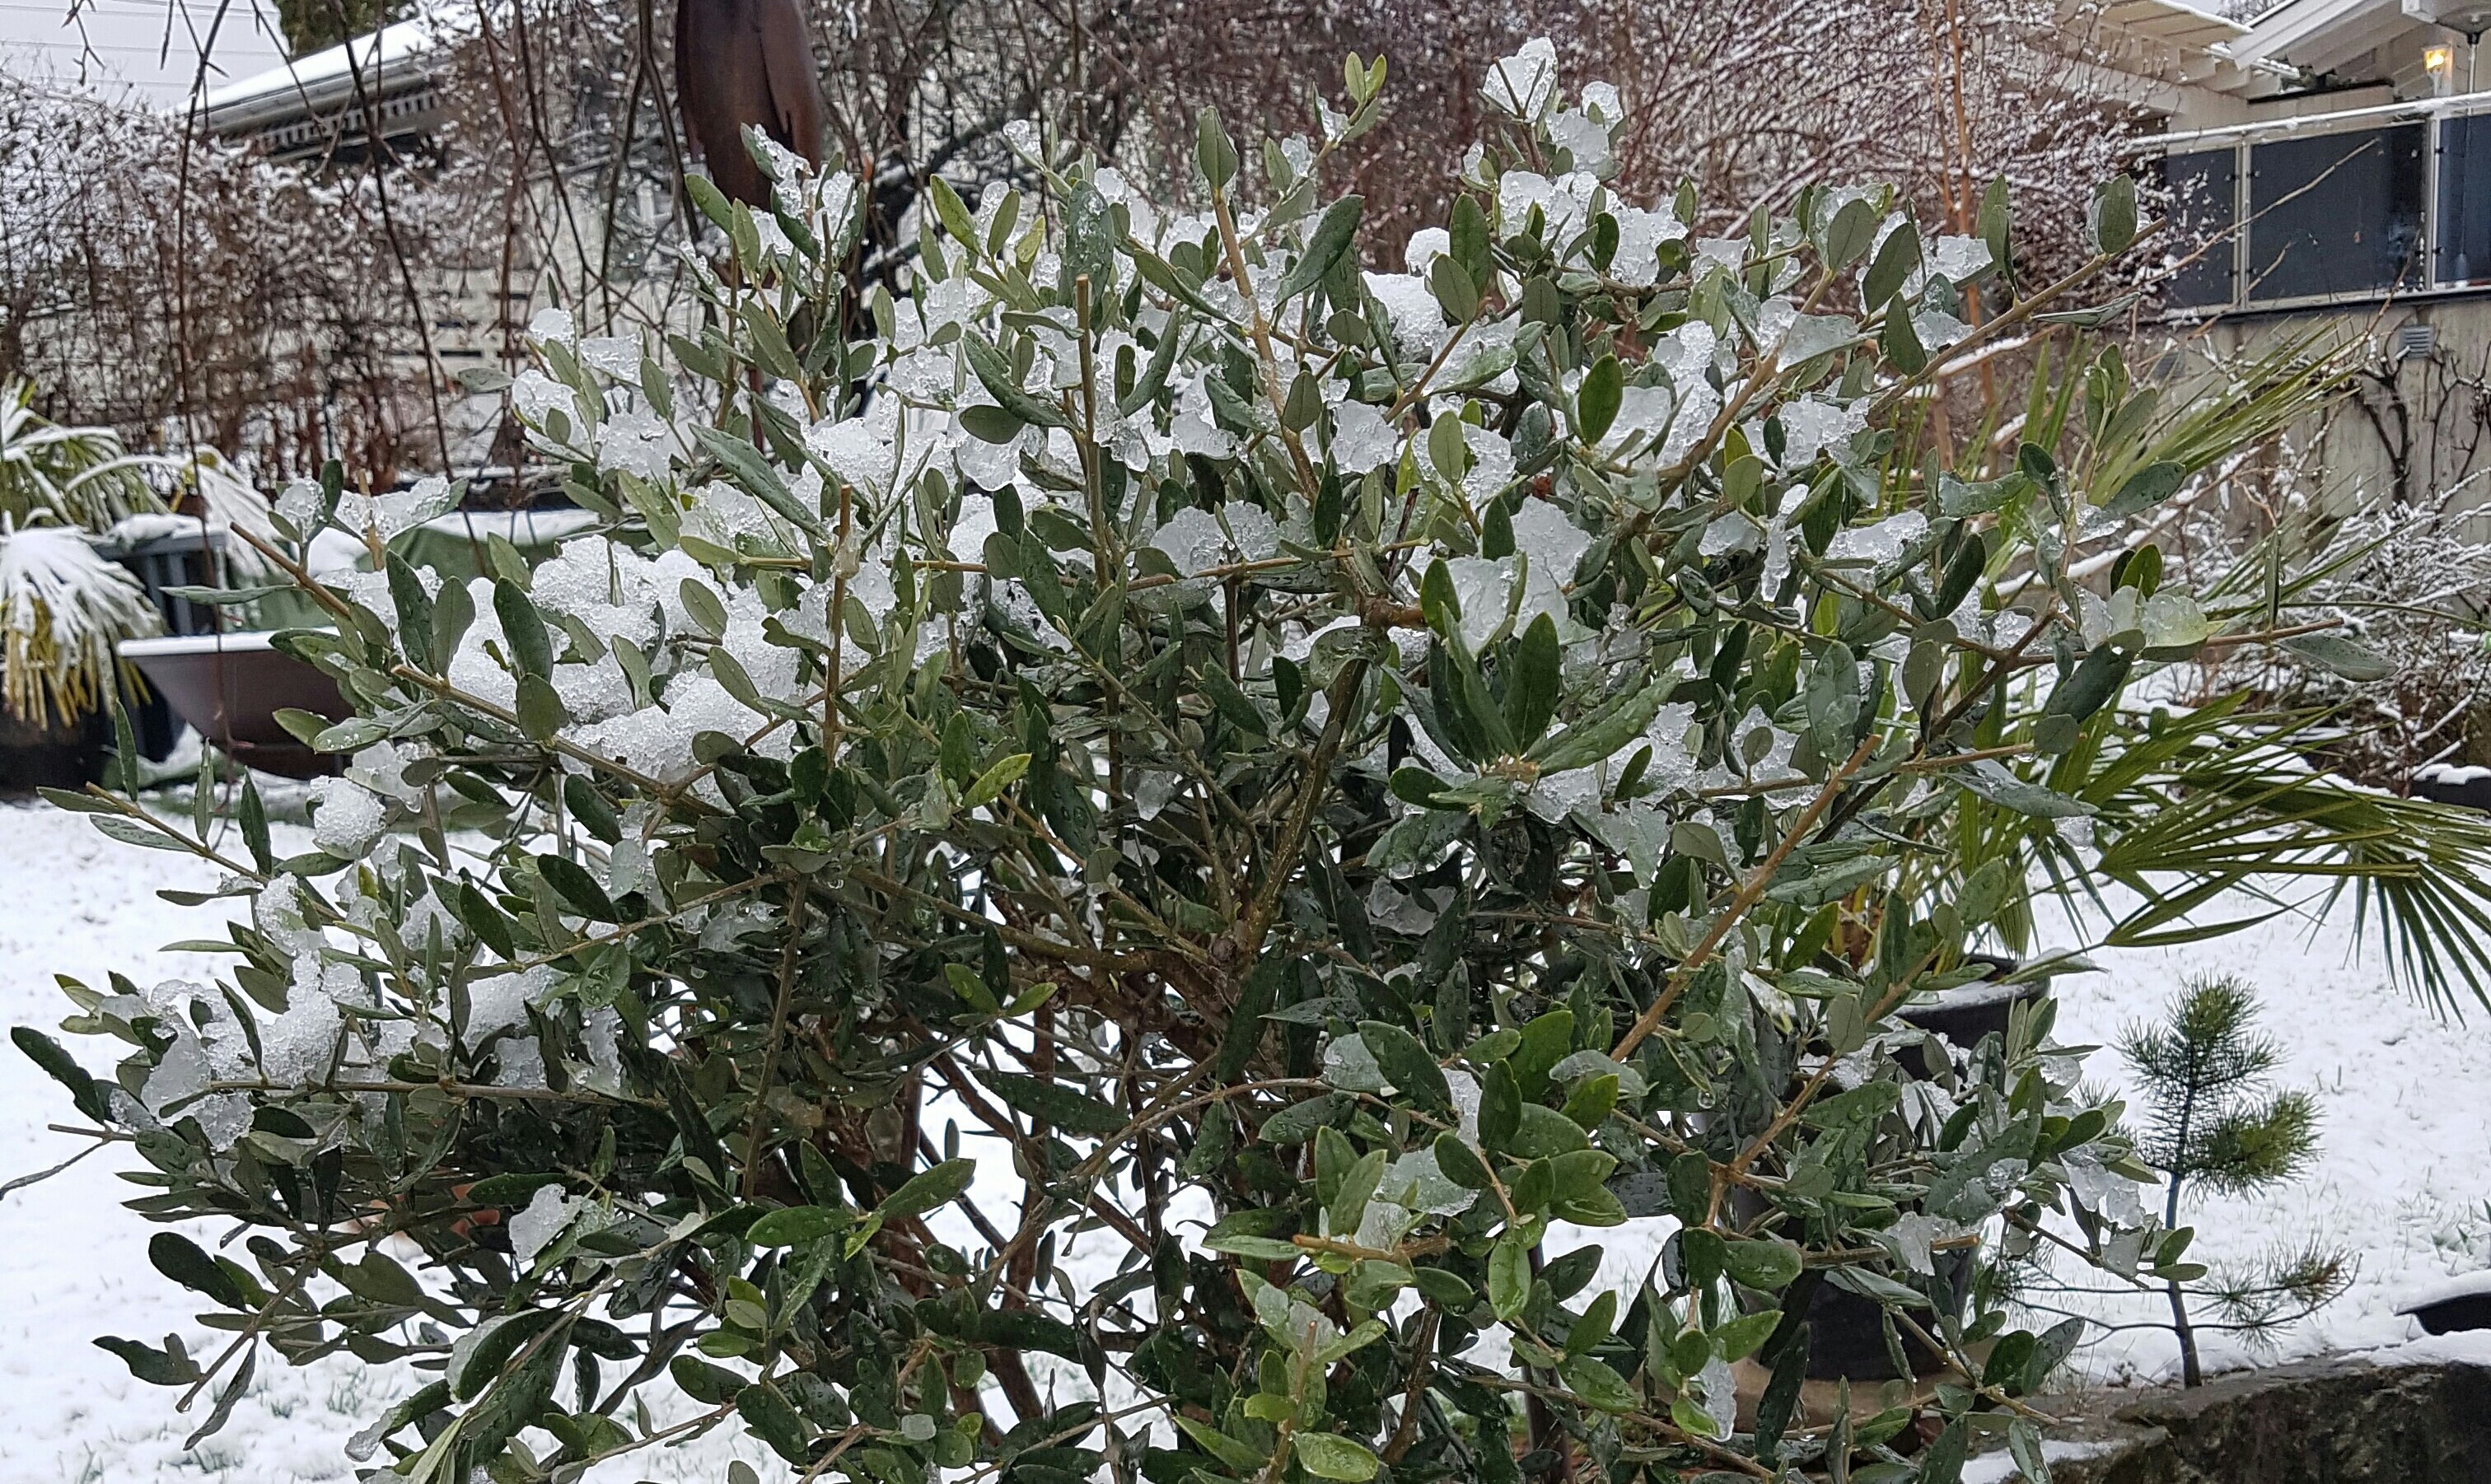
{"left": 2175, "top": 292, "right": 2491, "bottom": 534}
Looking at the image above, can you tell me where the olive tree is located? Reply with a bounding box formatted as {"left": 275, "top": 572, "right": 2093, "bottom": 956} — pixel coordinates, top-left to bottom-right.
{"left": 24, "top": 41, "right": 2490, "bottom": 1484}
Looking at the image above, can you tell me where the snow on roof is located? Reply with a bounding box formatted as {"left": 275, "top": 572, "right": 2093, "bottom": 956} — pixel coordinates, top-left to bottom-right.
{"left": 200, "top": 15, "right": 440, "bottom": 138}
{"left": 2229, "top": 0, "right": 2418, "bottom": 81}
{"left": 2096, "top": 0, "right": 2255, "bottom": 52}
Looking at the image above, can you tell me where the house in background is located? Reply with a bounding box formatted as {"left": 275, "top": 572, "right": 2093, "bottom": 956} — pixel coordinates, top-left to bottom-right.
{"left": 200, "top": 17, "right": 447, "bottom": 167}
{"left": 177, "top": 0, "right": 2491, "bottom": 513}
{"left": 2129, "top": 0, "right": 2491, "bottom": 514}
{"left": 192, "top": 15, "right": 680, "bottom": 488}
{"left": 194, "top": 22, "right": 509, "bottom": 475}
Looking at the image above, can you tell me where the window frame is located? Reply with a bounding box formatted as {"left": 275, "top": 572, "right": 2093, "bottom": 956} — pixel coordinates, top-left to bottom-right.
{"left": 2154, "top": 98, "right": 2491, "bottom": 316}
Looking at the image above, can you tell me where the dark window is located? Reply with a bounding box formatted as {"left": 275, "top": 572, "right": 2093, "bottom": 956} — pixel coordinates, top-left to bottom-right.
{"left": 2437, "top": 114, "right": 2491, "bottom": 285}
{"left": 2246, "top": 124, "right": 2426, "bottom": 302}
{"left": 2162, "top": 148, "right": 2237, "bottom": 308}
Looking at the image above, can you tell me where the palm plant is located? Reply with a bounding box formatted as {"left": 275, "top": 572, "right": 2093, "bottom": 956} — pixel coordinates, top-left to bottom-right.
{"left": 0, "top": 378, "right": 165, "bottom": 530}
{"left": 0, "top": 380, "right": 176, "bottom": 731}
{"left": 0, "top": 525, "right": 161, "bottom": 726}
{"left": 1872, "top": 324, "right": 2491, "bottom": 1016}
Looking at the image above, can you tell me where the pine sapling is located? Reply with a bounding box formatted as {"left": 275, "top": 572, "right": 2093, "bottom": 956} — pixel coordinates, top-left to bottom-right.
{"left": 2120, "top": 973, "right": 2346, "bottom": 1385}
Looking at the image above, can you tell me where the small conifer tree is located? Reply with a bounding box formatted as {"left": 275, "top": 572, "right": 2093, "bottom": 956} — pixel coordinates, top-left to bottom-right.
{"left": 2121, "top": 973, "right": 2345, "bottom": 1386}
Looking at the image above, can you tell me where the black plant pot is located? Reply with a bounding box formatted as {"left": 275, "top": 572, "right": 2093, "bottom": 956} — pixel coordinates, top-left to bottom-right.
{"left": 106, "top": 525, "right": 232, "bottom": 764}
{"left": 1894, "top": 952, "right": 2049, "bottom": 1080}
{"left": 0, "top": 707, "right": 109, "bottom": 795}
{"left": 2413, "top": 764, "right": 2491, "bottom": 813}
{"left": 1675, "top": 957, "right": 2056, "bottom": 1391}
{"left": 2400, "top": 1276, "right": 2491, "bottom": 1335}
{"left": 1789, "top": 1263, "right": 1971, "bottom": 1380}
{"left": 1745, "top": 955, "right": 2047, "bottom": 1381}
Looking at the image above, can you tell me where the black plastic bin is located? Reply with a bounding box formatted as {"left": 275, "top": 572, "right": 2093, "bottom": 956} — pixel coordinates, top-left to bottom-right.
{"left": 102, "top": 526, "right": 227, "bottom": 763}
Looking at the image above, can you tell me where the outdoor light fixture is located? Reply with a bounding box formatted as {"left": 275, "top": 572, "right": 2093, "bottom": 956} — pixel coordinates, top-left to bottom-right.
{"left": 2428, "top": 42, "right": 2458, "bottom": 93}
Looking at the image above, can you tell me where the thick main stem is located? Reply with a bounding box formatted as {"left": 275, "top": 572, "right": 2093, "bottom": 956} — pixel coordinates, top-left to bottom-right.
{"left": 2165, "top": 1077, "right": 2204, "bottom": 1387}
{"left": 2166, "top": 1266, "right": 2202, "bottom": 1389}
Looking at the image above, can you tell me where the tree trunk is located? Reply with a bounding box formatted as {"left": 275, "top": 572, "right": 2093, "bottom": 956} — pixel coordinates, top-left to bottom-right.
{"left": 2164, "top": 1169, "right": 2202, "bottom": 1388}
{"left": 2166, "top": 1274, "right": 2202, "bottom": 1388}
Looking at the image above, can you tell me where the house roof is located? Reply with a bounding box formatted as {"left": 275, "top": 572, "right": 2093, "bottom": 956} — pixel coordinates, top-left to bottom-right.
{"left": 2226, "top": 0, "right": 2428, "bottom": 81}
{"left": 2096, "top": 0, "right": 2255, "bottom": 53}
{"left": 199, "top": 15, "right": 438, "bottom": 139}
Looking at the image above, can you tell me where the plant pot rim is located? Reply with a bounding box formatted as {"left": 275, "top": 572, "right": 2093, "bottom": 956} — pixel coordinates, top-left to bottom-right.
{"left": 1912, "top": 977, "right": 2044, "bottom": 1011}
{"left": 119, "top": 631, "right": 290, "bottom": 658}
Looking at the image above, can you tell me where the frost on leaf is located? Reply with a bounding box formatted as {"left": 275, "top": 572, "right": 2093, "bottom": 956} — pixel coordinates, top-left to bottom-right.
{"left": 1151, "top": 506, "right": 1227, "bottom": 578}
{"left": 1608, "top": 206, "right": 1684, "bottom": 288}
{"left": 510, "top": 369, "right": 577, "bottom": 428}
{"left": 577, "top": 335, "right": 641, "bottom": 379}
{"left": 311, "top": 777, "right": 389, "bottom": 858}
{"left": 1402, "top": 227, "right": 1450, "bottom": 277}
{"left": 1445, "top": 556, "right": 1517, "bottom": 650}
{"left": 596, "top": 407, "right": 674, "bottom": 480}
{"left": 1171, "top": 371, "right": 1237, "bottom": 458}
{"left": 334, "top": 476, "right": 461, "bottom": 544}
{"left": 1363, "top": 271, "right": 1451, "bottom": 359}
{"left": 1511, "top": 501, "right": 1590, "bottom": 631}
{"left": 511, "top": 1184, "right": 575, "bottom": 1265}
{"left": 1774, "top": 397, "right": 1867, "bottom": 469}
{"left": 526, "top": 306, "right": 575, "bottom": 347}
{"left": 1498, "top": 170, "right": 1594, "bottom": 243}
{"left": 1930, "top": 235, "right": 1994, "bottom": 283}
{"left": 1824, "top": 510, "right": 1927, "bottom": 572}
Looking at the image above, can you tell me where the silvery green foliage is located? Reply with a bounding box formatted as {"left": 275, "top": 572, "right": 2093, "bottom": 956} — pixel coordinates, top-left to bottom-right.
{"left": 18, "top": 42, "right": 2424, "bottom": 1484}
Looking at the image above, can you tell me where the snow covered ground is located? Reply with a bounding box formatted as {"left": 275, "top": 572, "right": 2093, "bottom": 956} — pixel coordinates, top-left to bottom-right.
{"left": 3, "top": 796, "right": 2490, "bottom": 1476}
{"left": 0, "top": 800, "right": 767, "bottom": 1482}
{"left": 2025, "top": 884, "right": 2491, "bottom": 1383}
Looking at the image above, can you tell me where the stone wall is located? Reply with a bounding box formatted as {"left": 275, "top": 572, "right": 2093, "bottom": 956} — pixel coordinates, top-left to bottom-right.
{"left": 2000, "top": 1357, "right": 2491, "bottom": 1484}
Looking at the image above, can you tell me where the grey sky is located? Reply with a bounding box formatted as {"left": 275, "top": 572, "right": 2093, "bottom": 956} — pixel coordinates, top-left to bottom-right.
{"left": 0, "top": 0, "right": 284, "bottom": 110}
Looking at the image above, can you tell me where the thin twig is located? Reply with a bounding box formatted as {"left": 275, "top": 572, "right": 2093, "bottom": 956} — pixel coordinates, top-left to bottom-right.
{"left": 0, "top": 1136, "right": 107, "bottom": 1201}
{"left": 1611, "top": 733, "right": 1882, "bottom": 1060}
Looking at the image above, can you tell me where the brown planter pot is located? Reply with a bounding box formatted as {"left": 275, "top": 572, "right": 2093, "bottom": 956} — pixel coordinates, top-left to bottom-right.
{"left": 118, "top": 632, "right": 351, "bottom": 779}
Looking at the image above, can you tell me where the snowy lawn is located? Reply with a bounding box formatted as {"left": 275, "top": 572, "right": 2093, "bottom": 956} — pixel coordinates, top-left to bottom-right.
{"left": 3, "top": 799, "right": 2490, "bottom": 1476}
{"left": 2024, "top": 884, "right": 2491, "bottom": 1382}
{"left": 0, "top": 800, "right": 766, "bottom": 1482}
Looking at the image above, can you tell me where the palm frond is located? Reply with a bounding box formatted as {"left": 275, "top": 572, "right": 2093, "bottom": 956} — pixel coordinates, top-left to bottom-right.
{"left": 2067, "top": 327, "right": 2355, "bottom": 514}
{"left": 0, "top": 378, "right": 166, "bottom": 530}
{"left": 2082, "top": 700, "right": 2491, "bottom": 1015}
{"left": 0, "top": 526, "right": 162, "bottom": 726}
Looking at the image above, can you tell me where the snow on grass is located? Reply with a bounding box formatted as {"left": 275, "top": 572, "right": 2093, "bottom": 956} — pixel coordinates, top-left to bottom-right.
{"left": 0, "top": 800, "right": 768, "bottom": 1482}
{"left": 2022, "top": 884, "right": 2491, "bottom": 1384}
{"left": 1961, "top": 1439, "right": 2119, "bottom": 1483}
